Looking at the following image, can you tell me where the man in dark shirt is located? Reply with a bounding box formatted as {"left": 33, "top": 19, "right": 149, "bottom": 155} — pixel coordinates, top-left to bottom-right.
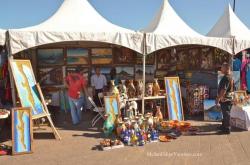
{"left": 216, "top": 63, "right": 233, "bottom": 134}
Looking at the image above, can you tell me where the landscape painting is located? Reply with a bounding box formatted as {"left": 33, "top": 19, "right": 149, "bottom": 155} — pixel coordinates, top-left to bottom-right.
{"left": 116, "top": 66, "right": 134, "bottom": 80}
{"left": 12, "top": 107, "right": 33, "bottom": 155}
{"left": 67, "top": 48, "right": 89, "bottom": 65}
{"left": 136, "top": 53, "right": 155, "bottom": 65}
{"left": 37, "top": 49, "right": 64, "bottom": 66}
{"left": 38, "top": 67, "right": 63, "bottom": 86}
{"left": 10, "top": 60, "right": 46, "bottom": 117}
{"left": 91, "top": 48, "right": 112, "bottom": 65}
{"left": 114, "top": 47, "right": 135, "bottom": 64}
{"left": 204, "top": 100, "right": 222, "bottom": 121}
{"left": 164, "top": 77, "right": 184, "bottom": 121}
{"left": 135, "top": 65, "right": 155, "bottom": 81}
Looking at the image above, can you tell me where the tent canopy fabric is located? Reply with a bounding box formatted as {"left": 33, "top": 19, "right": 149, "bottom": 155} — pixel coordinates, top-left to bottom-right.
{"left": 8, "top": 0, "right": 144, "bottom": 55}
{"left": 207, "top": 5, "right": 250, "bottom": 54}
{"left": 0, "top": 29, "right": 6, "bottom": 46}
{"left": 142, "top": 0, "right": 233, "bottom": 54}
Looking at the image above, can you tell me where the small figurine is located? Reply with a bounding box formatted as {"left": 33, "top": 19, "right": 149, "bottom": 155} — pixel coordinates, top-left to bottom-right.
{"left": 136, "top": 80, "right": 144, "bottom": 98}
{"left": 153, "top": 79, "right": 161, "bottom": 96}
{"left": 127, "top": 80, "right": 136, "bottom": 98}
{"left": 110, "top": 80, "right": 119, "bottom": 96}
{"left": 146, "top": 83, "right": 153, "bottom": 96}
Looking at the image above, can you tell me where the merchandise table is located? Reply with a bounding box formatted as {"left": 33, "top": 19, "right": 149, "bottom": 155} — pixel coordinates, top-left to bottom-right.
{"left": 231, "top": 105, "right": 250, "bottom": 130}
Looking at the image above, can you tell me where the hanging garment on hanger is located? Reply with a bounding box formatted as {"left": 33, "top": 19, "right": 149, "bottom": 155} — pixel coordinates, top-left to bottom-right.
{"left": 233, "top": 58, "right": 241, "bottom": 71}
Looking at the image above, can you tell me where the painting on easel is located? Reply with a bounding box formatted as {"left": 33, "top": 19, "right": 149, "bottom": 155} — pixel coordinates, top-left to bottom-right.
{"left": 164, "top": 77, "right": 184, "bottom": 121}
{"left": 10, "top": 60, "right": 46, "bottom": 118}
{"left": 12, "top": 107, "right": 33, "bottom": 155}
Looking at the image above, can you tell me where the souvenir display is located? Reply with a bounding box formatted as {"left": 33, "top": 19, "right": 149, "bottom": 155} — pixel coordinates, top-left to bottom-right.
{"left": 135, "top": 79, "right": 143, "bottom": 98}
{"left": 233, "top": 91, "right": 249, "bottom": 106}
{"left": 100, "top": 139, "right": 124, "bottom": 151}
{"left": 146, "top": 83, "right": 153, "bottom": 96}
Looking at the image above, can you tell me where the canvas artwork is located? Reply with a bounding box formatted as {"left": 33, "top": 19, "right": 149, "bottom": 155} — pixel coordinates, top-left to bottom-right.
{"left": 113, "top": 47, "right": 135, "bottom": 64}
{"left": 200, "top": 47, "right": 214, "bottom": 70}
{"left": 157, "top": 49, "right": 176, "bottom": 70}
{"left": 204, "top": 100, "right": 222, "bottom": 121}
{"left": 176, "top": 50, "right": 188, "bottom": 70}
{"left": 10, "top": 60, "right": 46, "bottom": 117}
{"left": 12, "top": 107, "right": 33, "bottom": 155}
{"left": 136, "top": 53, "right": 155, "bottom": 65}
{"left": 38, "top": 67, "right": 63, "bottom": 86}
{"left": 164, "top": 77, "right": 184, "bottom": 121}
{"left": 214, "top": 48, "right": 230, "bottom": 70}
{"left": 67, "top": 48, "right": 89, "bottom": 65}
{"left": 37, "top": 49, "right": 64, "bottom": 66}
{"left": 234, "top": 90, "right": 247, "bottom": 106}
{"left": 104, "top": 96, "right": 119, "bottom": 128}
{"left": 188, "top": 48, "right": 201, "bottom": 70}
{"left": 91, "top": 48, "right": 112, "bottom": 65}
{"left": 135, "top": 65, "right": 155, "bottom": 82}
{"left": 116, "top": 66, "right": 134, "bottom": 80}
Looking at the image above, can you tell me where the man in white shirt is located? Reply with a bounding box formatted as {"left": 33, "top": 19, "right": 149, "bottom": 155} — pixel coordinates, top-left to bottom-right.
{"left": 91, "top": 67, "right": 107, "bottom": 106}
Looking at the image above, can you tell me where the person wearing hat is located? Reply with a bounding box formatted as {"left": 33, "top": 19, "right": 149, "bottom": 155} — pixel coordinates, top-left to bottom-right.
{"left": 65, "top": 68, "right": 86, "bottom": 125}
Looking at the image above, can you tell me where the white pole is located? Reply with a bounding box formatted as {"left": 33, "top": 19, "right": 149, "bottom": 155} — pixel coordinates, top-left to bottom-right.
{"left": 142, "top": 33, "right": 147, "bottom": 114}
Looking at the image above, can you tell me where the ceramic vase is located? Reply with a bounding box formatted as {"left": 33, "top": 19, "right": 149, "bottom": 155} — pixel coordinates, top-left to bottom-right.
{"left": 153, "top": 78, "right": 160, "bottom": 96}
{"left": 136, "top": 80, "right": 144, "bottom": 98}
{"left": 127, "top": 80, "right": 136, "bottom": 98}
{"left": 146, "top": 83, "right": 153, "bottom": 96}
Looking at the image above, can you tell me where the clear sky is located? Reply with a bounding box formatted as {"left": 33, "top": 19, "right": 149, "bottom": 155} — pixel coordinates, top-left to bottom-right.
{"left": 0, "top": 0, "right": 249, "bottom": 35}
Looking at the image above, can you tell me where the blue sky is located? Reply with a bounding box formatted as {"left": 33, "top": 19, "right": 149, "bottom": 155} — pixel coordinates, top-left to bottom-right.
{"left": 0, "top": 0, "right": 249, "bottom": 35}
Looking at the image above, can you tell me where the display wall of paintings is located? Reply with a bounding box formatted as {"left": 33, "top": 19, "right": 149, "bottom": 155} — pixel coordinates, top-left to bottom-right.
{"left": 116, "top": 66, "right": 134, "bottom": 80}
{"left": 91, "top": 48, "right": 112, "bottom": 65}
{"left": 135, "top": 65, "right": 155, "bottom": 82}
{"left": 67, "top": 48, "right": 89, "bottom": 65}
{"left": 113, "top": 47, "right": 136, "bottom": 64}
{"left": 186, "top": 48, "right": 201, "bottom": 70}
{"left": 38, "top": 67, "right": 63, "bottom": 86}
{"left": 37, "top": 49, "right": 64, "bottom": 66}
{"left": 12, "top": 107, "right": 33, "bottom": 155}
{"left": 136, "top": 53, "right": 155, "bottom": 65}
{"left": 200, "top": 47, "right": 214, "bottom": 70}
{"left": 66, "top": 67, "right": 89, "bottom": 82}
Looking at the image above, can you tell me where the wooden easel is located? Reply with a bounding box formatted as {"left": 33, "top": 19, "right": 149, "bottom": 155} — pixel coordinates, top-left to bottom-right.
{"left": 36, "top": 83, "right": 61, "bottom": 140}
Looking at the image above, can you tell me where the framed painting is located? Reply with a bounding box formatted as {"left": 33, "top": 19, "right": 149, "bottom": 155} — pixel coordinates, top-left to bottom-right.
{"left": 136, "top": 53, "right": 155, "bottom": 65}
{"left": 114, "top": 47, "right": 136, "bottom": 64}
{"left": 234, "top": 90, "right": 247, "bottom": 106}
{"left": 164, "top": 77, "right": 184, "bottom": 121}
{"left": 37, "top": 49, "right": 64, "bottom": 66}
{"left": 91, "top": 48, "right": 112, "bottom": 65}
{"left": 104, "top": 96, "right": 120, "bottom": 127}
{"left": 116, "top": 66, "right": 134, "bottom": 80}
{"left": 214, "top": 48, "right": 230, "bottom": 70}
{"left": 38, "top": 67, "right": 63, "bottom": 86}
{"left": 135, "top": 65, "right": 155, "bottom": 82}
{"left": 187, "top": 48, "right": 201, "bottom": 70}
{"left": 200, "top": 47, "right": 214, "bottom": 70}
{"left": 204, "top": 100, "right": 222, "bottom": 121}
{"left": 176, "top": 50, "right": 188, "bottom": 70}
{"left": 157, "top": 49, "right": 177, "bottom": 71}
{"left": 9, "top": 60, "right": 47, "bottom": 118}
{"left": 12, "top": 107, "right": 33, "bottom": 155}
{"left": 67, "top": 48, "right": 89, "bottom": 65}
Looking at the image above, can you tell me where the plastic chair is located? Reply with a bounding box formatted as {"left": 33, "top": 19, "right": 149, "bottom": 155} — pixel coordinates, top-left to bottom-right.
{"left": 98, "top": 92, "right": 104, "bottom": 107}
{"left": 88, "top": 96, "right": 105, "bottom": 127}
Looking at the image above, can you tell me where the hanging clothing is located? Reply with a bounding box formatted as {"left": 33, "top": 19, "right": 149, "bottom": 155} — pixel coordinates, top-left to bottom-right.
{"left": 233, "top": 58, "right": 241, "bottom": 71}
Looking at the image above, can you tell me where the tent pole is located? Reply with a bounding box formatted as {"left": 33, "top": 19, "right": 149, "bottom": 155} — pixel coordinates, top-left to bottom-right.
{"left": 6, "top": 32, "right": 17, "bottom": 106}
{"left": 142, "top": 33, "right": 147, "bottom": 115}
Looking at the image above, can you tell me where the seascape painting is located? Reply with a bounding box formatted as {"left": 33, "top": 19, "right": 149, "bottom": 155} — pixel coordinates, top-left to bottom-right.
{"left": 10, "top": 60, "right": 45, "bottom": 117}
{"left": 91, "top": 48, "right": 112, "bottom": 65}
{"left": 104, "top": 96, "right": 119, "bottom": 126}
{"left": 38, "top": 67, "right": 63, "bottom": 86}
{"left": 164, "top": 77, "right": 184, "bottom": 121}
{"left": 37, "top": 49, "right": 64, "bottom": 66}
{"left": 116, "top": 66, "right": 134, "bottom": 80}
{"left": 135, "top": 65, "right": 155, "bottom": 81}
{"left": 12, "top": 107, "right": 32, "bottom": 155}
{"left": 204, "top": 100, "right": 222, "bottom": 121}
{"left": 67, "top": 48, "right": 89, "bottom": 65}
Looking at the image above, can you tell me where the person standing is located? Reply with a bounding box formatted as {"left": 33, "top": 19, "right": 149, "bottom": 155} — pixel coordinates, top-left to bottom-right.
{"left": 91, "top": 67, "right": 107, "bottom": 106}
{"left": 65, "top": 68, "right": 86, "bottom": 125}
{"left": 216, "top": 63, "right": 233, "bottom": 134}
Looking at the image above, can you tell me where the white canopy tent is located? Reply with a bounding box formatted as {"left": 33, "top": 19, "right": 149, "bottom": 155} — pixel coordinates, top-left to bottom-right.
{"left": 140, "top": 0, "right": 233, "bottom": 114}
{"left": 7, "top": 0, "right": 144, "bottom": 55}
{"left": 207, "top": 5, "right": 250, "bottom": 54}
{"left": 143, "top": 0, "right": 233, "bottom": 55}
{"left": 0, "top": 29, "right": 6, "bottom": 46}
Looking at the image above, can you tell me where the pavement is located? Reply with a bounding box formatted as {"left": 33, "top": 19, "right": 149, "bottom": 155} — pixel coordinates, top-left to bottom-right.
{"left": 1, "top": 110, "right": 250, "bottom": 165}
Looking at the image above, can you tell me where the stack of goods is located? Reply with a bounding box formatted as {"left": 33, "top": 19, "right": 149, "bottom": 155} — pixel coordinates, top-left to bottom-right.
{"left": 0, "top": 144, "right": 11, "bottom": 156}
{"left": 99, "top": 139, "right": 124, "bottom": 151}
{"left": 187, "top": 84, "right": 209, "bottom": 115}
{"left": 158, "top": 120, "right": 198, "bottom": 142}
